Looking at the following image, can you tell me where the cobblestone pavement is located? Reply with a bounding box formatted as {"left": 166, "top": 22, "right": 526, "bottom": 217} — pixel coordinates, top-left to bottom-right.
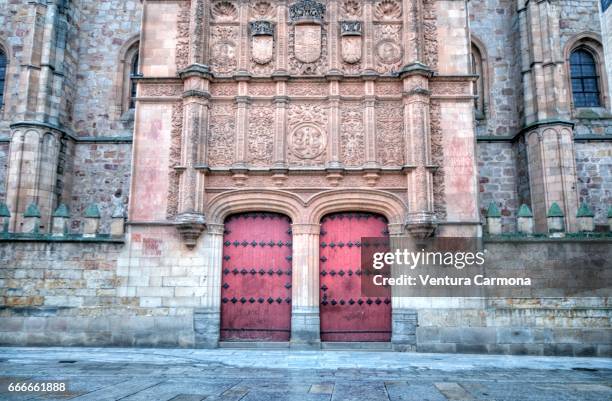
{"left": 0, "top": 347, "right": 610, "bottom": 400}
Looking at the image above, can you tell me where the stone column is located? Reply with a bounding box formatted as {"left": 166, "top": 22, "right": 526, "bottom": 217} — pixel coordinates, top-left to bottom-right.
{"left": 517, "top": 0, "right": 578, "bottom": 232}
{"left": 5, "top": 2, "right": 74, "bottom": 233}
{"left": 525, "top": 125, "right": 578, "bottom": 232}
{"left": 194, "top": 223, "right": 224, "bottom": 348}
{"left": 290, "top": 223, "right": 321, "bottom": 349}
{"left": 6, "top": 127, "right": 62, "bottom": 232}
{"left": 401, "top": 66, "right": 437, "bottom": 238}
{"left": 175, "top": 65, "right": 212, "bottom": 248}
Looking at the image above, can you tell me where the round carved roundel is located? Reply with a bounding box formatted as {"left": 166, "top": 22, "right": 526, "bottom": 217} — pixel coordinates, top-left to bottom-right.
{"left": 289, "top": 123, "right": 327, "bottom": 159}
{"left": 376, "top": 39, "right": 402, "bottom": 64}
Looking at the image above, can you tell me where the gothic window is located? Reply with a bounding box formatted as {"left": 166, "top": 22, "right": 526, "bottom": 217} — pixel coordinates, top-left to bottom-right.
{"left": 470, "top": 42, "right": 486, "bottom": 119}
{"left": 116, "top": 38, "right": 140, "bottom": 117}
{"left": 129, "top": 51, "right": 140, "bottom": 110}
{"left": 570, "top": 48, "right": 601, "bottom": 108}
{"left": 0, "top": 47, "right": 7, "bottom": 108}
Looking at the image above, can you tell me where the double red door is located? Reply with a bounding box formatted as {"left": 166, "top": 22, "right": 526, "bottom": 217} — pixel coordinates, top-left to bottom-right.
{"left": 319, "top": 212, "right": 392, "bottom": 342}
{"left": 220, "top": 213, "right": 292, "bottom": 341}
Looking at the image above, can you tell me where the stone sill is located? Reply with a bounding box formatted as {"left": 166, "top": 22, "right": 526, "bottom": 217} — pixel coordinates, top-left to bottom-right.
{"left": 484, "top": 233, "right": 612, "bottom": 243}
{"left": 0, "top": 233, "right": 125, "bottom": 244}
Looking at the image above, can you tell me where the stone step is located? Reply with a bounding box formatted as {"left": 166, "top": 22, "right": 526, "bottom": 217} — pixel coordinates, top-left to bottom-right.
{"left": 219, "top": 341, "right": 290, "bottom": 349}
{"left": 321, "top": 342, "right": 393, "bottom": 351}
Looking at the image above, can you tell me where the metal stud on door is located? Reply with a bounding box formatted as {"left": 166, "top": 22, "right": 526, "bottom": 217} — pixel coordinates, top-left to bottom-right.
{"left": 319, "top": 212, "right": 391, "bottom": 342}
{"left": 221, "top": 212, "right": 292, "bottom": 341}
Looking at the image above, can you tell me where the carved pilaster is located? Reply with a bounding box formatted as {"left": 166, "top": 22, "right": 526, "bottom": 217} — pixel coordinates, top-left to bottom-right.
{"left": 401, "top": 64, "right": 436, "bottom": 238}
{"left": 233, "top": 94, "right": 250, "bottom": 168}
{"left": 363, "top": 80, "right": 378, "bottom": 168}
{"left": 327, "top": 81, "right": 341, "bottom": 168}
{"left": 273, "top": 92, "right": 289, "bottom": 168}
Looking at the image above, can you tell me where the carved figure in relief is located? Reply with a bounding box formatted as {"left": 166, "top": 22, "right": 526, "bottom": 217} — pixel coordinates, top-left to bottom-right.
{"left": 251, "top": 1, "right": 275, "bottom": 19}
{"left": 289, "top": 124, "right": 327, "bottom": 159}
{"left": 377, "top": 40, "right": 402, "bottom": 64}
{"left": 342, "top": 0, "right": 362, "bottom": 18}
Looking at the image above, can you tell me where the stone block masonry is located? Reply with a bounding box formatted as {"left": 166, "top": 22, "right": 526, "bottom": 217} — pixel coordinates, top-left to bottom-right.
{"left": 1, "top": 233, "right": 610, "bottom": 355}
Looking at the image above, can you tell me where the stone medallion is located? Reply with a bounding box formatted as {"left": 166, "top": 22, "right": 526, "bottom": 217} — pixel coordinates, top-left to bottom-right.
{"left": 250, "top": 21, "right": 274, "bottom": 65}
{"left": 376, "top": 39, "right": 402, "bottom": 64}
{"left": 289, "top": 123, "right": 327, "bottom": 159}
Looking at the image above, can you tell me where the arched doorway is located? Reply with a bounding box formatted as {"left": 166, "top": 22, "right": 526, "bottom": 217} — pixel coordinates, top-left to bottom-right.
{"left": 220, "top": 212, "right": 292, "bottom": 341}
{"left": 319, "top": 212, "right": 392, "bottom": 342}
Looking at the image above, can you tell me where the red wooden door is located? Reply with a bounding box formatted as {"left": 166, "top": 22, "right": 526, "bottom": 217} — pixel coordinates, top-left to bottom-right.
{"left": 319, "top": 212, "right": 391, "bottom": 342}
{"left": 220, "top": 212, "right": 292, "bottom": 341}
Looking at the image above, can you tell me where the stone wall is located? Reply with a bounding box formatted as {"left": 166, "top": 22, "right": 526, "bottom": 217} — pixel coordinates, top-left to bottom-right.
{"left": 575, "top": 141, "right": 612, "bottom": 225}
{"left": 416, "top": 239, "right": 612, "bottom": 357}
{"left": 1, "top": 234, "right": 610, "bottom": 355}
{"left": 468, "top": 0, "right": 521, "bottom": 137}
{"left": 477, "top": 141, "right": 519, "bottom": 231}
{"left": 69, "top": 143, "right": 132, "bottom": 233}
{"left": 72, "top": 0, "right": 142, "bottom": 138}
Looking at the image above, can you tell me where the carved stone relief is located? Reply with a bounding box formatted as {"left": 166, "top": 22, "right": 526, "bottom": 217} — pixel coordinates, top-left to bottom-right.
{"left": 374, "top": 0, "right": 402, "bottom": 20}
{"left": 140, "top": 84, "right": 183, "bottom": 97}
{"left": 248, "top": 103, "right": 275, "bottom": 166}
{"left": 430, "top": 100, "right": 447, "bottom": 219}
{"left": 340, "top": 103, "right": 365, "bottom": 166}
{"left": 374, "top": 24, "right": 403, "bottom": 74}
{"left": 340, "top": 82, "right": 364, "bottom": 96}
{"left": 210, "top": 25, "right": 239, "bottom": 75}
{"left": 211, "top": 83, "right": 238, "bottom": 97}
{"left": 287, "top": 102, "right": 328, "bottom": 166}
{"left": 376, "top": 101, "right": 404, "bottom": 166}
{"left": 376, "top": 81, "right": 402, "bottom": 97}
{"left": 288, "top": 0, "right": 328, "bottom": 75}
{"left": 287, "top": 82, "right": 328, "bottom": 96}
{"left": 250, "top": 20, "right": 275, "bottom": 75}
{"left": 249, "top": 82, "right": 276, "bottom": 97}
{"left": 167, "top": 102, "right": 183, "bottom": 218}
{"left": 423, "top": 0, "right": 439, "bottom": 70}
{"left": 175, "top": 1, "right": 191, "bottom": 71}
{"left": 341, "top": 0, "right": 362, "bottom": 19}
{"left": 211, "top": 1, "right": 238, "bottom": 22}
{"left": 250, "top": 1, "right": 276, "bottom": 20}
{"left": 208, "top": 103, "right": 236, "bottom": 166}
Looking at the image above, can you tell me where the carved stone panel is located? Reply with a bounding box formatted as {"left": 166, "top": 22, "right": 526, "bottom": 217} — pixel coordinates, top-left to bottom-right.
{"left": 374, "top": 24, "right": 403, "bottom": 74}
{"left": 340, "top": 103, "right": 365, "bottom": 166}
{"left": 248, "top": 103, "right": 275, "bottom": 166}
{"left": 287, "top": 102, "right": 328, "bottom": 166}
{"left": 210, "top": 25, "right": 239, "bottom": 75}
{"left": 208, "top": 103, "right": 236, "bottom": 166}
{"left": 376, "top": 101, "right": 404, "bottom": 166}
{"left": 288, "top": 0, "right": 328, "bottom": 75}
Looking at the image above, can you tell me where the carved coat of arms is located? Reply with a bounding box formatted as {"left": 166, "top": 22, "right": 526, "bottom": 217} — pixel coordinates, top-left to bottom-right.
{"left": 340, "top": 21, "right": 362, "bottom": 64}
{"left": 250, "top": 21, "right": 274, "bottom": 65}
{"left": 290, "top": 0, "right": 326, "bottom": 64}
{"left": 289, "top": 123, "right": 327, "bottom": 159}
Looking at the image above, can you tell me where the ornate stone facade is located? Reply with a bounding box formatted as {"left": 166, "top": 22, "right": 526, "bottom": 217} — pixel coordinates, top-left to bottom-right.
{"left": 0, "top": 0, "right": 610, "bottom": 353}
